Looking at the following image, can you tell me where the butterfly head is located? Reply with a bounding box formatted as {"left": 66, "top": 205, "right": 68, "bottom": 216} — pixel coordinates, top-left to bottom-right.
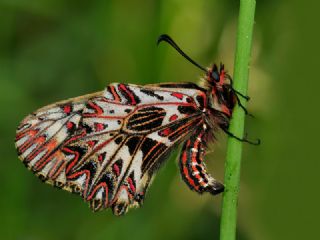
{"left": 206, "top": 64, "right": 236, "bottom": 117}
{"left": 207, "top": 63, "right": 230, "bottom": 87}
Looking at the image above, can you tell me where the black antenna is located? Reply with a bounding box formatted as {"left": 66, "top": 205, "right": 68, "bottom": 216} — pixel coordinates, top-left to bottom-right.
{"left": 157, "top": 34, "right": 207, "bottom": 73}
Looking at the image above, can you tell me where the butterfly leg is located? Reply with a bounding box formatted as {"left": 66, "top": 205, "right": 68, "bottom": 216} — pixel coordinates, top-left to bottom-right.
{"left": 179, "top": 128, "right": 224, "bottom": 195}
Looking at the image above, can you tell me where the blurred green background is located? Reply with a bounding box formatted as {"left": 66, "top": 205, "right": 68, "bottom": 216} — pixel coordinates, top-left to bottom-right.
{"left": 0, "top": 0, "right": 318, "bottom": 239}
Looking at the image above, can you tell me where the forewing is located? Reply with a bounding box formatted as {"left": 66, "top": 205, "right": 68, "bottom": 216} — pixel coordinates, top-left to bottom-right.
{"left": 15, "top": 83, "right": 204, "bottom": 215}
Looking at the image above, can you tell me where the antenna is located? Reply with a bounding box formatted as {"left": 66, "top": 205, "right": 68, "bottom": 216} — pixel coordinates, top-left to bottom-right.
{"left": 157, "top": 34, "right": 207, "bottom": 73}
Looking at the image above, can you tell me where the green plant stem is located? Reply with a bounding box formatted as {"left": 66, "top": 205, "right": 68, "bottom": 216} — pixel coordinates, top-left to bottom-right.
{"left": 219, "top": 0, "right": 256, "bottom": 240}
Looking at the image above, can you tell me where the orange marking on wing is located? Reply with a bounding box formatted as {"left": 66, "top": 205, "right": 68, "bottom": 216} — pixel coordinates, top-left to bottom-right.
{"left": 23, "top": 134, "right": 54, "bottom": 161}
{"left": 110, "top": 86, "right": 121, "bottom": 102}
{"left": 35, "top": 136, "right": 46, "bottom": 144}
{"left": 33, "top": 140, "right": 58, "bottom": 169}
{"left": 18, "top": 129, "right": 40, "bottom": 152}
{"left": 28, "top": 130, "right": 38, "bottom": 137}
{"left": 48, "top": 156, "right": 63, "bottom": 178}
{"left": 46, "top": 139, "right": 57, "bottom": 151}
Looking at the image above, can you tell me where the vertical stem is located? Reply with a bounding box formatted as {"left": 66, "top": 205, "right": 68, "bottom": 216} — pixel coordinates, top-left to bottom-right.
{"left": 220, "top": 1, "right": 256, "bottom": 240}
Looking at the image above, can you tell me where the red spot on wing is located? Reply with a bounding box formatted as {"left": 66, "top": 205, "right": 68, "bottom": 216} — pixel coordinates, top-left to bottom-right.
{"left": 171, "top": 92, "right": 184, "bottom": 100}
{"left": 66, "top": 122, "right": 74, "bottom": 129}
{"left": 87, "top": 140, "right": 97, "bottom": 148}
{"left": 98, "top": 152, "right": 105, "bottom": 162}
{"left": 127, "top": 177, "right": 136, "bottom": 192}
{"left": 113, "top": 164, "right": 120, "bottom": 176}
{"left": 169, "top": 114, "right": 178, "bottom": 122}
{"left": 94, "top": 123, "right": 105, "bottom": 132}
{"left": 63, "top": 105, "right": 71, "bottom": 114}
{"left": 159, "top": 128, "right": 172, "bottom": 137}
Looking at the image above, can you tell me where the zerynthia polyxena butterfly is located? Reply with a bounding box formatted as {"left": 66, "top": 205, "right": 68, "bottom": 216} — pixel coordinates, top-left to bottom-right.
{"left": 15, "top": 34, "right": 259, "bottom": 216}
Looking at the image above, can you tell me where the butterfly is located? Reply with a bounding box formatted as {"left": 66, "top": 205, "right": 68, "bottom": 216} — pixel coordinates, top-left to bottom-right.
{"left": 15, "top": 34, "right": 258, "bottom": 216}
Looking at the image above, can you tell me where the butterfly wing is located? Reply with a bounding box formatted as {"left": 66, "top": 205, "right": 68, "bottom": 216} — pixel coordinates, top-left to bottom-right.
{"left": 15, "top": 83, "right": 205, "bottom": 215}
{"left": 15, "top": 92, "right": 101, "bottom": 181}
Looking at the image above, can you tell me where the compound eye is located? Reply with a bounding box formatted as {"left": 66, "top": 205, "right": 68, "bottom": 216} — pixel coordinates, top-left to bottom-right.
{"left": 211, "top": 71, "right": 220, "bottom": 82}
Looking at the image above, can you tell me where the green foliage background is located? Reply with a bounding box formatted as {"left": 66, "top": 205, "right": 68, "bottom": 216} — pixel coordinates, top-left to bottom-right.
{"left": 0, "top": 1, "right": 318, "bottom": 239}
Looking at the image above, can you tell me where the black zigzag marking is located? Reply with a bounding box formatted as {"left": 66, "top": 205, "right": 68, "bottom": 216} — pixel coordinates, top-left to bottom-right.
{"left": 140, "top": 89, "right": 164, "bottom": 101}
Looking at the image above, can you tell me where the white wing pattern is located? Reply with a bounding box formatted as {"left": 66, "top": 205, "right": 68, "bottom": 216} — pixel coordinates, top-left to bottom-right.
{"left": 15, "top": 83, "right": 212, "bottom": 215}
